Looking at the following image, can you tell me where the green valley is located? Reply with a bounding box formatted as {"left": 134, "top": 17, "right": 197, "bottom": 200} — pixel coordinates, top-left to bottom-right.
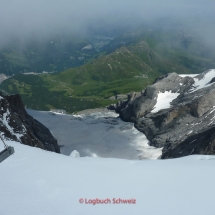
{"left": 1, "top": 29, "right": 215, "bottom": 113}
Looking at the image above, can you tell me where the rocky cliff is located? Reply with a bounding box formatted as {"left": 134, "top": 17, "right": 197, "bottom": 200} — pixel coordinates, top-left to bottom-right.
{"left": 0, "top": 93, "right": 60, "bottom": 153}
{"left": 110, "top": 69, "right": 215, "bottom": 158}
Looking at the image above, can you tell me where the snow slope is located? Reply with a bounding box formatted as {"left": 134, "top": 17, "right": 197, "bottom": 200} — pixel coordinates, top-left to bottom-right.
{"left": 27, "top": 110, "right": 162, "bottom": 160}
{"left": 180, "top": 69, "right": 215, "bottom": 92}
{"left": 1, "top": 141, "right": 215, "bottom": 215}
{"left": 193, "top": 69, "right": 215, "bottom": 91}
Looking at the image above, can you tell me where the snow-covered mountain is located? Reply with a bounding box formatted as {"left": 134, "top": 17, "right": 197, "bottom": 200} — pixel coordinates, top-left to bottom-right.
{"left": 111, "top": 69, "right": 215, "bottom": 158}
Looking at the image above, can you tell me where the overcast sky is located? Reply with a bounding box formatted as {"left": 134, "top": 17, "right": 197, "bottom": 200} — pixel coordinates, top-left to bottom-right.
{"left": 0, "top": 0, "right": 214, "bottom": 46}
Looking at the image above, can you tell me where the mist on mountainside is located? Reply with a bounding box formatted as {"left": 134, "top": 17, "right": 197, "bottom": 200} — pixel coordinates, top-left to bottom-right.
{"left": 0, "top": 0, "right": 215, "bottom": 79}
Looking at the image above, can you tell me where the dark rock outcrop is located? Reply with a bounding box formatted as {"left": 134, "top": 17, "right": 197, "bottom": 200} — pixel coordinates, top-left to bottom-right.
{"left": 136, "top": 84, "right": 215, "bottom": 145}
{"left": 0, "top": 94, "right": 60, "bottom": 153}
{"left": 112, "top": 69, "right": 215, "bottom": 159}
{"left": 108, "top": 92, "right": 141, "bottom": 114}
{"left": 112, "top": 73, "right": 194, "bottom": 121}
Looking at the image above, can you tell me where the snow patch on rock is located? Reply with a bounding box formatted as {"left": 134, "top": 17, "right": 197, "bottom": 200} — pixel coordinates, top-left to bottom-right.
{"left": 81, "top": 44, "right": 93, "bottom": 50}
{"left": 151, "top": 91, "right": 180, "bottom": 113}
{"left": 193, "top": 69, "right": 215, "bottom": 91}
{"left": 1, "top": 109, "right": 24, "bottom": 141}
{"left": 179, "top": 74, "right": 198, "bottom": 78}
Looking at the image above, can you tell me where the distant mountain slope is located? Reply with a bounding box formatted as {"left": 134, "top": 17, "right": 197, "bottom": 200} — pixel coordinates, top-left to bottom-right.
{"left": 0, "top": 39, "right": 193, "bottom": 113}
{"left": 0, "top": 35, "right": 97, "bottom": 75}
{"left": 101, "top": 29, "right": 215, "bottom": 73}
{"left": 54, "top": 41, "right": 189, "bottom": 85}
{"left": 1, "top": 22, "right": 215, "bottom": 77}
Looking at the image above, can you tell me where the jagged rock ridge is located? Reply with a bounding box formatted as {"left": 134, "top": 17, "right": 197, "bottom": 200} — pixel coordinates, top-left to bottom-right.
{"left": 110, "top": 69, "right": 215, "bottom": 158}
{"left": 0, "top": 93, "right": 60, "bottom": 153}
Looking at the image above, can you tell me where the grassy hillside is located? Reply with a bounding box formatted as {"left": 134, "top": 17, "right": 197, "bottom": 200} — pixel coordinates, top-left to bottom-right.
{"left": 1, "top": 39, "right": 194, "bottom": 113}
{"left": 101, "top": 28, "right": 215, "bottom": 74}
{"left": 2, "top": 27, "right": 215, "bottom": 113}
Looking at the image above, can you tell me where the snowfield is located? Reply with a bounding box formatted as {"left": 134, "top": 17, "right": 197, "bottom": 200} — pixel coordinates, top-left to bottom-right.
{"left": 1, "top": 141, "right": 215, "bottom": 215}
{"left": 180, "top": 69, "right": 215, "bottom": 92}
{"left": 27, "top": 110, "right": 162, "bottom": 160}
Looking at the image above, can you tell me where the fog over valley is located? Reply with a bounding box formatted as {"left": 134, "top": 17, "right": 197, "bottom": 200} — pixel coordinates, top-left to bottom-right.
{"left": 0, "top": 0, "right": 215, "bottom": 111}
{"left": 0, "top": 0, "right": 215, "bottom": 47}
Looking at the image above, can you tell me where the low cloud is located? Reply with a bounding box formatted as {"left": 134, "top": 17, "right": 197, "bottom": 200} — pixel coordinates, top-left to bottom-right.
{"left": 0, "top": 0, "right": 214, "bottom": 47}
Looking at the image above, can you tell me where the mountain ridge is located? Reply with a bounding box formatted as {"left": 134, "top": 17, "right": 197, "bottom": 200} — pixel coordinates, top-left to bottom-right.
{"left": 0, "top": 39, "right": 192, "bottom": 113}
{"left": 110, "top": 69, "right": 215, "bottom": 158}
